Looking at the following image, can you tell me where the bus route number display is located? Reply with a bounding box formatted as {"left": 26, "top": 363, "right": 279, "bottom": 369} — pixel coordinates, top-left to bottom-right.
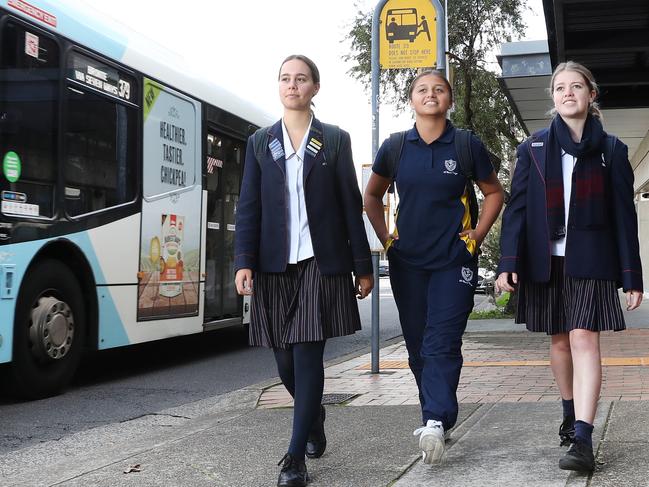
{"left": 67, "top": 52, "right": 135, "bottom": 102}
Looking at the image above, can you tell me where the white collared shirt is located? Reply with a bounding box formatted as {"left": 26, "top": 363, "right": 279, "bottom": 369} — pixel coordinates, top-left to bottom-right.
{"left": 282, "top": 117, "right": 314, "bottom": 263}
{"left": 551, "top": 150, "right": 576, "bottom": 256}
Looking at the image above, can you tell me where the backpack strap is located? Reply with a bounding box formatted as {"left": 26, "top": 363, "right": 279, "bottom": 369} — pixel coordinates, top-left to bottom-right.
{"left": 384, "top": 131, "right": 406, "bottom": 193}
{"left": 321, "top": 122, "right": 342, "bottom": 166}
{"left": 454, "top": 128, "right": 479, "bottom": 229}
{"left": 454, "top": 128, "right": 474, "bottom": 180}
{"left": 252, "top": 126, "right": 271, "bottom": 168}
{"left": 603, "top": 134, "right": 617, "bottom": 167}
{"left": 387, "top": 131, "right": 406, "bottom": 180}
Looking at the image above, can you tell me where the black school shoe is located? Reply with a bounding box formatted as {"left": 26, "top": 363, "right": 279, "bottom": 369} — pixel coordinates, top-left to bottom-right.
{"left": 277, "top": 453, "right": 309, "bottom": 487}
{"left": 306, "top": 405, "right": 326, "bottom": 459}
{"left": 559, "top": 416, "right": 575, "bottom": 446}
{"left": 559, "top": 440, "right": 595, "bottom": 472}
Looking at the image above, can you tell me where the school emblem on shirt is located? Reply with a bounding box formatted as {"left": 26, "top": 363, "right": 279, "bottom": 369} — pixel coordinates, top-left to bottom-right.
{"left": 306, "top": 137, "right": 323, "bottom": 158}
{"left": 444, "top": 159, "right": 458, "bottom": 175}
{"left": 269, "top": 138, "right": 284, "bottom": 161}
{"left": 460, "top": 267, "right": 473, "bottom": 285}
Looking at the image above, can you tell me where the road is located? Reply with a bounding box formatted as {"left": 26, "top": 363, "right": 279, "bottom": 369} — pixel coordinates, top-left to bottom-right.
{"left": 0, "top": 277, "right": 419, "bottom": 454}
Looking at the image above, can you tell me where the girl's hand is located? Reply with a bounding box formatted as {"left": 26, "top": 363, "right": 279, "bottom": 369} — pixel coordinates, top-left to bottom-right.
{"left": 458, "top": 228, "right": 485, "bottom": 247}
{"left": 626, "top": 290, "right": 643, "bottom": 311}
{"left": 381, "top": 231, "right": 399, "bottom": 249}
{"left": 355, "top": 274, "right": 374, "bottom": 299}
{"left": 495, "top": 272, "right": 517, "bottom": 293}
{"left": 235, "top": 269, "right": 253, "bottom": 296}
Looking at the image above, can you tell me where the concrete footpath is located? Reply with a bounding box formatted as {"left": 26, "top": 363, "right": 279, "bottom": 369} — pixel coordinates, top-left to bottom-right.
{"left": 2, "top": 315, "right": 649, "bottom": 486}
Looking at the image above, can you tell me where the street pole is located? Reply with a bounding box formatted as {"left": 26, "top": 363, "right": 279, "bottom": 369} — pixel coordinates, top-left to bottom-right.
{"left": 431, "top": 0, "right": 446, "bottom": 75}
{"left": 370, "top": 0, "right": 387, "bottom": 375}
{"left": 371, "top": 251, "right": 380, "bottom": 373}
{"left": 444, "top": 0, "right": 450, "bottom": 76}
{"left": 371, "top": 1, "right": 386, "bottom": 162}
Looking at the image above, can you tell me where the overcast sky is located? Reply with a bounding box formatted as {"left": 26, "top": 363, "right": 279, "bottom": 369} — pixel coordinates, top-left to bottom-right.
{"left": 72, "top": 0, "right": 547, "bottom": 166}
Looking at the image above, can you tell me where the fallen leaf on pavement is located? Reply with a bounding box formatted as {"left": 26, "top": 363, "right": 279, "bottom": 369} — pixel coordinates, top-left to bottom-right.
{"left": 123, "top": 464, "right": 142, "bottom": 474}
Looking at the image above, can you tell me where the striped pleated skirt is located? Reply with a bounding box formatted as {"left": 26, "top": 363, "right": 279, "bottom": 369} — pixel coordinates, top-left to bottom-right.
{"left": 516, "top": 256, "right": 625, "bottom": 335}
{"left": 249, "top": 257, "right": 362, "bottom": 349}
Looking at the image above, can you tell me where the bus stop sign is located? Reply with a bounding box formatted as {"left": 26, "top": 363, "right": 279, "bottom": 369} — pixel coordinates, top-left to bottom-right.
{"left": 379, "top": 0, "right": 437, "bottom": 69}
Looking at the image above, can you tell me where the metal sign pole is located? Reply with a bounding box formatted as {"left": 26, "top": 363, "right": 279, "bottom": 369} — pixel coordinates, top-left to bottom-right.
{"left": 430, "top": 0, "right": 446, "bottom": 75}
{"left": 371, "top": 251, "right": 380, "bottom": 373}
{"left": 370, "top": 0, "right": 387, "bottom": 374}
{"left": 371, "top": 1, "right": 387, "bottom": 161}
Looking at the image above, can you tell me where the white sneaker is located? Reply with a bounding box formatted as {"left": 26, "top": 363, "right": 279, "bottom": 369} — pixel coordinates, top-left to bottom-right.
{"left": 413, "top": 419, "right": 446, "bottom": 465}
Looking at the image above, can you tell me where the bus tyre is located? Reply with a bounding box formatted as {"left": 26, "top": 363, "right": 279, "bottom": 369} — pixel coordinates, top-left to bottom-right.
{"left": 9, "top": 259, "right": 86, "bottom": 399}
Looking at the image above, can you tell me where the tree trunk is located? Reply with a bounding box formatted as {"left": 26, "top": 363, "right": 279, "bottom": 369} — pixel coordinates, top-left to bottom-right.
{"left": 464, "top": 67, "right": 474, "bottom": 131}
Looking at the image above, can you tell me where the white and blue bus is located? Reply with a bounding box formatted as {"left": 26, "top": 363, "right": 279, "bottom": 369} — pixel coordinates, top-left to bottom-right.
{"left": 0, "top": 0, "right": 272, "bottom": 398}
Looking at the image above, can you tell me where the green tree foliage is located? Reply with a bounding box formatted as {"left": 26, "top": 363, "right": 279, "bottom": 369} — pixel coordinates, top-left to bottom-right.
{"left": 343, "top": 0, "right": 531, "bottom": 273}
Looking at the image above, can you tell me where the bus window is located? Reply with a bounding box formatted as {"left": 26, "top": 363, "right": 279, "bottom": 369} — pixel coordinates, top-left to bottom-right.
{"left": 64, "top": 53, "right": 137, "bottom": 216}
{"left": 0, "top": 21, "right": 59, "bottom": 218}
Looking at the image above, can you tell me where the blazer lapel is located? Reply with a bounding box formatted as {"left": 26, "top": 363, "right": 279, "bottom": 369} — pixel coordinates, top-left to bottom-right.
{"left": 303, "top": 118, "right": 325, "bottom": 184}
{"left": 528, "top": 130, "right": 548, "bottom": 184}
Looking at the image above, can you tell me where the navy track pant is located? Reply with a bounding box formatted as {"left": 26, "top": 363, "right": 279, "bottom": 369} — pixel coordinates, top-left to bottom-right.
{"left": 389, "top": 251, "right": 477, "bottom": 430}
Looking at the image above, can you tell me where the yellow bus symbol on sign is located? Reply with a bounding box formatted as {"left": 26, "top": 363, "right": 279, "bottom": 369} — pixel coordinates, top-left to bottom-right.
{"left": 380, "top": 0, "right": 437, "bottom": 69}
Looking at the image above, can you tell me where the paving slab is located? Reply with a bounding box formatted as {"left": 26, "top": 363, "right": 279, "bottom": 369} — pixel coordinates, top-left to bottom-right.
{"left": 51, "top": 405, "right": 477, "bottom": 487}
{"left": 394, "top": 402, "right": 609, "bottom": 487}
{"left": 0, "top": 388, "right": 261, "bottom": 487}
{"left": 590, "top": 401, "right": 649, "bottom": 487}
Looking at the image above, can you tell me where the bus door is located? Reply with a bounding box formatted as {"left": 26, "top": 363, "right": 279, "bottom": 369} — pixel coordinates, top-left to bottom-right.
{"left": 204, "top": 130, "right": 243, "bottom": 323}
{"left": 137, "top": 78, "right": 202, "bottom": 325}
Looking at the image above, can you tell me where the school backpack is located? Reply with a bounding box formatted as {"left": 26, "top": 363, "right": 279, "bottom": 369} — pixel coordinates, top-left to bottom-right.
{"left": 384, "top": 128, "right": 479, "bottom": 228}
{"left": 252, "top": 123, "right": 342, "bottom": 168}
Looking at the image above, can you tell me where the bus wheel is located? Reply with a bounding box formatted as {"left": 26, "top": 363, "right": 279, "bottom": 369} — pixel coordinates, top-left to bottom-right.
{"left": 9, "top": 259, "right": 86, "bottom": 399}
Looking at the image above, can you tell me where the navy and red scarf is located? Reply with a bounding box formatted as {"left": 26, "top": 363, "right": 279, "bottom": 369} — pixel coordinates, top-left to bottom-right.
{"left": 546, "top": 115, "right": 608, "bottom": 240}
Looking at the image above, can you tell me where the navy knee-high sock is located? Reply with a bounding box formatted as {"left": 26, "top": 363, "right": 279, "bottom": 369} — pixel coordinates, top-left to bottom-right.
{"left": 274, "top": 348, "right": 296, "bottom": 397}
{"left": 562, "top": 398, "right": 575, "bottom": 420}
{"left": 287, "top": 341, "right": 326, "bottom": 460}
{"left": 574, "top": 420, "right": 594, "bottom": 448}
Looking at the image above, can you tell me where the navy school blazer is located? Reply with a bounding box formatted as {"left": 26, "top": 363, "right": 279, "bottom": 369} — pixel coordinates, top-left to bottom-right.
{"left": 234, "top": 118, "right": 372, "bottom": 277}
{"left": 498, "top": 128, "right": 643, "bottom": 292}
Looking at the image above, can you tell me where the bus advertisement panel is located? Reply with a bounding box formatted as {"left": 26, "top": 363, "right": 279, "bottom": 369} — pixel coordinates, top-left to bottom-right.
{"left": 138, "top": 78, "right": 201, "bottom": 320}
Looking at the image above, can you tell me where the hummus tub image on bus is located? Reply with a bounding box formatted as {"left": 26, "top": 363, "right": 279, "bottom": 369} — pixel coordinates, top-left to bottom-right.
{"left": 159, "top": 214, "right": 184, "bottom": 297}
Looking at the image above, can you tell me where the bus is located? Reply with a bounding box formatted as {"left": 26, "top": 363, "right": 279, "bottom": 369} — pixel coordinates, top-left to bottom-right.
{"left": 0, "top": 0, "right": 273, "bottom": 398}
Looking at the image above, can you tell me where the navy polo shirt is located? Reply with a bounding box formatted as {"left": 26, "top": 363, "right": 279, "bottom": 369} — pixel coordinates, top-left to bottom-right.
{"left": 372, "top": 121, "right": 494, "bottom": 270}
